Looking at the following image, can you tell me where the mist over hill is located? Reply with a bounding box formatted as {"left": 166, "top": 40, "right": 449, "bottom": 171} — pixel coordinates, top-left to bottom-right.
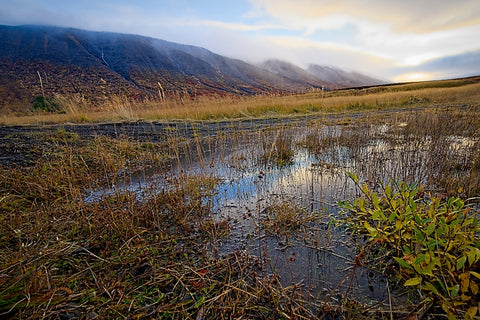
{"left": 307, "top": 65, "right": 384, "bottom": 88}
{"left": 259, "top": 59, "right": 338, "bottom": 89}
{"left": 0, "top": 25, "right": 385, "bottom": 111}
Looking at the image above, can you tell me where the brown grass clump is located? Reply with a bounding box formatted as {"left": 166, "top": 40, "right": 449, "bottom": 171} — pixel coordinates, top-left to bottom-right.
{"left": 260, "top": 127, "right": 296, "bottom": 166}
{"left": 262, "top": 200, "right": 319, "bottom": 238}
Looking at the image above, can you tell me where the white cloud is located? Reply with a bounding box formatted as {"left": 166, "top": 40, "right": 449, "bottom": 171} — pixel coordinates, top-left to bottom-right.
{"left": 183, "top": 19, "right": 284, "bottom": 32}
{"left": 249, "top": 0, "right": 480, "bottom": 67}
{"left": 354, "top": 20, "right": 480, "bottom": 65}
{"left": 253, "top": 0, "right": 480, "bottom": 34}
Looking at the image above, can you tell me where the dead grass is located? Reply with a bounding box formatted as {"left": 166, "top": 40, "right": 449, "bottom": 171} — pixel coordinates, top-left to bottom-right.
{"left": 0, "top": 120, "right": 424, "bottom": 319}
{"left": 0, "top": 130, "right": 333, "bottom": 319}
{"left": 261, "top": 200, "right": 320, "bottom": 239}
{"left": 2, "top": 77, "right": 480, "bottom": 125}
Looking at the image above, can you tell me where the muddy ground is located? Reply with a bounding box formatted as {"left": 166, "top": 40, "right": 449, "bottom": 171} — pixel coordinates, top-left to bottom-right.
{"left": 0, "top": 118, "right": 295, "bottom": 167}
{"left": 0, "top": 108, "right": 425, "bottom": 167}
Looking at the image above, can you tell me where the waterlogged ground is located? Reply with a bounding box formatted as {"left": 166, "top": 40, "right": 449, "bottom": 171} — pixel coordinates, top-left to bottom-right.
{"left": 2, "top": 106, "right": 479, "bottom": 317}
{"left": 81, "top": 110, "right": 480, "bottom": 309}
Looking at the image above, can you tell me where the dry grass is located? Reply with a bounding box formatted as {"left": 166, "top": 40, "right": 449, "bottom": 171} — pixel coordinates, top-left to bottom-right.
{"left": 261, "top": 200, "right": 320, "bottom": 239}
{"left": 302, "top": 105, "right": 480, "bottom": 197}
{"left": 1, "top": 129, "right": 390, "bottom": 319}
{"left": 2, "top": 77, "right": 480, "bottom": 125}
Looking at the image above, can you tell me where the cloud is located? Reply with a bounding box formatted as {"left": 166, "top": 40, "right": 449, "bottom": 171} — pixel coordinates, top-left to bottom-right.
{"left": 253, "top": 0, "right": 480, "bottom": 34}
{"left": 250, "top": 0, "right": 480, "bottom": 67}
{"left": 183, "top": 19, "right": 284, "bottom": 32}
{"left": 355, "top": 22, "right": 480, "bottom": 65}
{"left": 392, "top": 49, "right": 480, "bottom": 82}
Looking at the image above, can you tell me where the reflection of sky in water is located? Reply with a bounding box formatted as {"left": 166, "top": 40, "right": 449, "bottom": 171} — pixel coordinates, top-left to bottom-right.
{"left": 214, "top": 150, "right": 354, "bottom": 215}
{"left": 88, "top": 125, "right": 479, "bottom": 307}
{"left": 207, "top": 148, "right": 394, "bottom": 303}
{"left": 84, "top": 129, "right": 397, "bottom": 304}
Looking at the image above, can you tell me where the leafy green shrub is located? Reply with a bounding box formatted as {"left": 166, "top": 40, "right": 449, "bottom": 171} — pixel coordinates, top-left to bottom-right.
{"left": 33, "top": 96, "right": 63, "bottom": 113}
{"left": 339, "top": 172, "right": 480, "bottom": 319}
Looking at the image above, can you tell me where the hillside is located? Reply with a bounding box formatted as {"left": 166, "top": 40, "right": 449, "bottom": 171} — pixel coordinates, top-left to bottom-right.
{"left": 260, "top": 59, "right": 338, "bottom": 89}
{"left": 0, "top": 25, "right": 385, "bottom": 112}
{"left": 307, "top": 65, "right": 384, "bottom": 88}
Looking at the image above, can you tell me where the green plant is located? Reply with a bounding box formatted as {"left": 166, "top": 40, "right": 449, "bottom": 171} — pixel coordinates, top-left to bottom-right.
{"left": 33, "top": 96, "right": 63, "bottom": 113}
{"left": 339, "top": 173, "right": 480, "bottom": 319}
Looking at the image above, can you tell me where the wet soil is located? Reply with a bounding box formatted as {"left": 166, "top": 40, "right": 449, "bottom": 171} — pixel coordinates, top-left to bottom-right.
{"left": 0, "top": 107, "right": 427, "bottom": 167}
{"left": 0, "top": 116, "right": 310, "bottom": 167}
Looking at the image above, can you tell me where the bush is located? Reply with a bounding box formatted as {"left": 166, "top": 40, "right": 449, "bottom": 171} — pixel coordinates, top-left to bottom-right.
{"left": 339, "top": 172, "right": 480, "bottom": 319}
{"left": 33, "top": 96, "right": 63, "bottom": 113}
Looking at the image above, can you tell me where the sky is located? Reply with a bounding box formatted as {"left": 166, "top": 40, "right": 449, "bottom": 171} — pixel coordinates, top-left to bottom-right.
{"left": 1, "top": 0, "right": 480, "bottom": 82}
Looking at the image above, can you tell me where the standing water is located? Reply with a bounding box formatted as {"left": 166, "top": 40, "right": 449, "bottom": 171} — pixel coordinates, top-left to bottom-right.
{"left": 86, "top": 117, "right": 479, "bottom": 312}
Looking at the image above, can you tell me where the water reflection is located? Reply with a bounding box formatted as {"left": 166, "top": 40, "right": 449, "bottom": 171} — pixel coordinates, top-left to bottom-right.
{"left": 85, "top": 121, "right": 479, "bottom": 308}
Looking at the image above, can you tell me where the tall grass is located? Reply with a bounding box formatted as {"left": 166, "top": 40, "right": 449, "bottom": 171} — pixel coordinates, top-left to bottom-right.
{"left": 0, "top": 128, "right": 356, "bottom": 319}
{"left": 2, "top": 77, "right": 479, "bottom": 125}
{"left": 1, "top": 77, "right": 480, "bottom": 319}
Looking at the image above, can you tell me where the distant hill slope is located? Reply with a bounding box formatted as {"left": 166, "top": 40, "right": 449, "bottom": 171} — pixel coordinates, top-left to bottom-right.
{"left": 307, "top": 65, "right": 384, "bottom": 88}
{"left": 260, "top": 59, "right": 338, "bottom": 89}
{"left": 261, "top": 60, "right": 384, "bottom": 89}
{"left": 0, "top": 25, "right": 385, "bottom": 111}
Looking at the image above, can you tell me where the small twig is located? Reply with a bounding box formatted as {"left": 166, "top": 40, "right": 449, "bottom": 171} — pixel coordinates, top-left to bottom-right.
{"left": 0, "top": 297, "right": 27, "bottom": 316}
{"left": 304, "top": 244, "right": 350, "bottom": 261}
{"left": 204, "top": 288, "right": 232, "bottom": 304}
{"left": 402, "top": 300, "right": 434, "bottom": 320}
{"left": 224, "top": 283, "right": 259, "bottom": 299}
{"left": 387, "top": 278, "right": 393, "bottom": 320}
{"left": 44, "top": 265, "right": 51, "bottom": 290}
{"left": 74, "top": 245, "right": 108, "bottom": 262}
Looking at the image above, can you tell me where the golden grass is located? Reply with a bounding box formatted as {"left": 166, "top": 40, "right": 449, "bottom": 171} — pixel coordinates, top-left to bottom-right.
{"left": 1, "top": 77, "right": 480, "bottom": 125}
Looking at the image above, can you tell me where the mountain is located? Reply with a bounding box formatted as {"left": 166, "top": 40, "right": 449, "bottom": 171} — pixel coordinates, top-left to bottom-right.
{"left": 260, "top": 60, "right": 384, "bottom": 89}
{"left": 307, "top": 65, "right": 384, "bottom": 88}
{"left": 0, "top": 25, "right": 385, "bottom": 112}
{"left": 260, "top": 59, "right": 338, "bottom": 89}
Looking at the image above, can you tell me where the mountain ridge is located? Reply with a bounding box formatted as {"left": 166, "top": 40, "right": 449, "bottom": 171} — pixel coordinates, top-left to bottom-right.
{"left": 307, "top": 64, "right": 385, "bottom": 88}
{"left": 260, "top": 59, "right": 339, "bottom": 89}
{"left": 0, "top": 25, "right": 385, "bottom": 111}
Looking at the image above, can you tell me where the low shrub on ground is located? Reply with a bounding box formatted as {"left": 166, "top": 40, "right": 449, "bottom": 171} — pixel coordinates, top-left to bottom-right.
{"left": 339, "top": 172, "right": 480, "bottom": 319}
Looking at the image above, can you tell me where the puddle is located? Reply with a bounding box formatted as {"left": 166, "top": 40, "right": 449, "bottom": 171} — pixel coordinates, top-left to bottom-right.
{"left": 85, "top": 122, "right": 479, "bottom": 308}
{"left": 210, "top": 148, "right": 394, "bottom": 304}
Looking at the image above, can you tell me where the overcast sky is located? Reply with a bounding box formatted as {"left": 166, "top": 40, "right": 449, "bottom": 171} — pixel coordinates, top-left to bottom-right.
{"left": 1, "top": 0, "right": 479, "bottom": 82}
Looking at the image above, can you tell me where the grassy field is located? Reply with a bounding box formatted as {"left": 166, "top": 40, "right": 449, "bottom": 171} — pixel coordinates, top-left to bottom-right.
{"left": 1, "top": 76, "right": 479, "bottom": 125}
{"left": 1, "top": 77, "right": 480, "bottom": 319}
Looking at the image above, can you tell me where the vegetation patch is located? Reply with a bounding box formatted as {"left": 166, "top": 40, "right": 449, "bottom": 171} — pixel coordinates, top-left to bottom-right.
{"left": 340, "top": 173, "right": 480, "bottom": 319}
{"left": 2, "top": 76, "right": 479, "bottom": 125}
{"left": 33, "top": 95, "right": 64, "bottom": 113}
{"left": 262, "top": 200, "right": 319, "bottom": 240}
{"left": 260, "top": 128, "right": 295, "bottom": 166}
